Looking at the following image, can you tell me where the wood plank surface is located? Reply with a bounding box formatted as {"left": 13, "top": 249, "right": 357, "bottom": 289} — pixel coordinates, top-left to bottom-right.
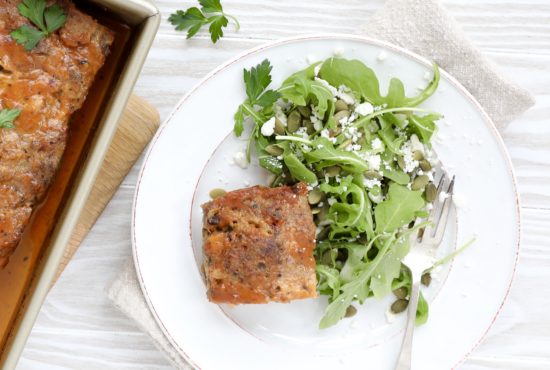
{"left": 16, "top": 0, "right": 550, "bottom": 369}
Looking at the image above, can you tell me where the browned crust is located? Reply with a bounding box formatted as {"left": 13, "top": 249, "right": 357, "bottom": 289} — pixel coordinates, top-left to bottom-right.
{"left": 201, "top": 183, "right": 318, "bottom": 304}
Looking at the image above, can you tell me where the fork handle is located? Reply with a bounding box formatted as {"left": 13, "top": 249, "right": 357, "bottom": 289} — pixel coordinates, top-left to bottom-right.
{"left": 395, "top": 272, "right": 422, "bottom": 370}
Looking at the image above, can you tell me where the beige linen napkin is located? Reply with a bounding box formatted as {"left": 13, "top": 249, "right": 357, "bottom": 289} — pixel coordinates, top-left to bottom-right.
{"left": 107, "top": 0, "right": 535, "bottom": 368}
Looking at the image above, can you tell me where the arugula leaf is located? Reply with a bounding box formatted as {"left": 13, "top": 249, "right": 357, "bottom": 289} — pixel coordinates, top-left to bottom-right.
{"left": 408, "top": 113, "right": 442, "bottom": 143}
{"left": 416, "top": 292, "right": 429, "bottom": 325}
{"left": 374, "top": 183, "right": 425, "bottom": 233}
{"left": 283, "top": 153, "right": 317, "bottom": 184}
{"left": 0, "top": 108, "right": 21, "bottom": 129}
{"left": 169, "top": 0, "right": 239, "bottom": 44}
{"left": 305, "top": 139, "right": 368, "bottom": 173}
{"left": 319, "top": 58, "right": 440, "bottom": 108}
{"left": 11, "top": 0, "right": 67, "bottom": 51}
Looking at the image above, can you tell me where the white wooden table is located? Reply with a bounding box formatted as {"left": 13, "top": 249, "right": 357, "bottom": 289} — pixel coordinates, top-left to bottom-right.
{"left": 16, "top": 0, "right": 550, "bottom": 369}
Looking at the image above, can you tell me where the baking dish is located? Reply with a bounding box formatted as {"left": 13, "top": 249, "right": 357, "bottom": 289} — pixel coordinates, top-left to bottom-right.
{"left": 0, "top": 0, "right": 160, "bottom": 367}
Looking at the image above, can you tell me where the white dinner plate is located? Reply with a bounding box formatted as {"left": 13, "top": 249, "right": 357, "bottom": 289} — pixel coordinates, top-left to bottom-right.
{"left": 132, "top": 35, "right": 520, "bottom": 370}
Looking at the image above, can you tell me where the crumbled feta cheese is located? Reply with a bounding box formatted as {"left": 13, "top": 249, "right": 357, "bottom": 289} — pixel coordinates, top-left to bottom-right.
{"left": 355, "top": 102, "right": 374, "bottom": 116}
{"left": 333, "top": 47, "right": 344, "bottom": 56}
{"left": 350, "top": 144, "right": 362, "bottom": 152}
{"left": 377, "top": 51, "right": 388, "bottom": 62}
{"left": 366, "top": 154, "right": 381, "bottom": 171}
{"left": 363, "top": 178, "right": 381, "bottom": 189}
{"left": 423, "top": 71, "right": 432, "bottom": 81}
{"left": 314, "top": 63, "right": 322, "bottom": 77}
{"left": 337, "top": 85, "right": 355, "bottom": 105}
{"left": 314, "top": 77, "right": 338, "bottom": 95}
{"left": 439, "top": 191, "right": 450, "bottom": 202}
{"left": 316, "top": 144, "right": 324, "bottom": 149}
{"left": 260, "top": 117, "right": 276, "bottom": 136}
{"left": 296, "top": 126, "right": 309, "bottom": 139}
{"left": 410, "top": 134, "right": 424, "bottom": 154}
{"left": 233, "top": 151, "right": 248, "bottom": 169}
{"left": 244, "top": 180, "right": 250, "bottom": 186}
{"left": 327, "top": 197, "right": 337, "bottom": 206}
{"left": 372, "top": 137, "right": 383, "bottom": 150}
{"left": 400, "top": 142, "right": 419, "bottom": 173}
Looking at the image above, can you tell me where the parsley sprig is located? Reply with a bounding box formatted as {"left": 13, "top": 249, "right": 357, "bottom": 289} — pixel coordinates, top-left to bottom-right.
{"left": 169, "top": 0, "right": 239, "bottom": 43}
{"left": 0, "top": 108, "right": 22, "bottom": 129}
{"left": 11, "top": 0, "right": 67, "bottom": 51}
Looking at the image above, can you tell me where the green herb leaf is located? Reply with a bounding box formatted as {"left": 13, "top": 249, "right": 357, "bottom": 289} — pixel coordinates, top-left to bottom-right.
{"left": 408, "top": 113, "right": 442, "bottom": 143}
{"left": 283, "top": 153, "right": 317, "bottom": 184}
{"left": 0, "top": 108, "right": 22, "bottom": 129}
{"left": 43, "top": 4, "right": 66, "bottom": 33}
{"left": 416, "top": 292, "right": 429, "bottom": 325}
{"left": 170, "top": 1, "right": 239, "bottom": 44}
{"left": 244, "top": 59, "right": 274, "bottom": 103}
{"left": 374, "top": 183, "right": 425, "bottom": 233}
{"left": 305, "top": 139, "right": 368, "bottom": 173}
{"left": 11, "top": 0, "right": 66, "bottom": 51}
{"left": 10, "top": 25, "right": 44, "bottom": 51}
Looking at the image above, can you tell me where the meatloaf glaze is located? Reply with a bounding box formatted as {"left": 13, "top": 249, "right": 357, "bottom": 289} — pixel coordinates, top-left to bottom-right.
{"left": 201, "top": 183, "right": 318, "bottom": 304}
{"left": 0, "top": 0, "right": 114, "bottom": 267}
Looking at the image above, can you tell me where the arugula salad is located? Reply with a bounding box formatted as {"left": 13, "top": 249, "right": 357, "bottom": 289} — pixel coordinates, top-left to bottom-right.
{"left": 233, "top": 56, "right": 443, "bottom": 328}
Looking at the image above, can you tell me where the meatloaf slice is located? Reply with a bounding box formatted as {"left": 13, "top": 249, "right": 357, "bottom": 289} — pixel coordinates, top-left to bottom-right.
{"left": 0, "top": 0, "right": 114, "bottom": 267}
{"left": 201, "top": 183, "right": 318, "bottom": 304}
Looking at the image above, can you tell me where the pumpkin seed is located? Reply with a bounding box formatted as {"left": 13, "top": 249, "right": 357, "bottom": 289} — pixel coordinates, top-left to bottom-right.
{"left": 390, "top": 299, "right": 409, "bottom": 314}
{"left": 338, "top": 138, "right": 353, "bottom": 150}
{"left": 316, "top": 203, "right": 329, "bottom": 221}
{"left": 311, "top": 207, "right": 321, "bottom": 215}
{"left": 287, "top": 111, "right": 301, "bottom": 133}
{"left": 419, "top": 159, "right": 432, "bottom": 171}
{"left": 304, "top": 120, "right": 315, "bottom": 134}
{"left": 345, "top": 305, "right": 357, "bottom": 318}
{"left": 421, "top": 272, "right": 432, "bottom": 287}
{"left": 413, "top": 150, "right": 424, "bottom": 161}
{"left": 274, "top": 118, "right": 286, "bottom": 135}
{"left": 425, "top": 182, "right": 437, "bottom": 202}
{"left": 333, "top": 110, "right": 350, "bottom": 124}
{"left": 364, "top": 170, "right": 382, "bottom": 179}
{"left": 411, "top": 175, "right": 429, "bottom": 190}
{"left": 393, "top": 287, "right": 408, "bottom": 299}
{"left": 324, "top": 165, "right": 342, "bottom": 177}
{"left": 297, "top": 105, "right": 311, "bottom": 118}
{"left": 334, "top": 99, "right": 348, "bottom": 113}
{"left": 317, "top": 226, "right": 330, "bottom": 241}
{"left": 308, "top": 189, "right": 323, "bottom": 205}
{"left": 265, "top": 144, "right": 284, "bottom": 156}
{"left": 209, "top": 188, "right": 226, "bottom": 199}
{"left": 397, "top": 156, "right": 406, "bottom": 171}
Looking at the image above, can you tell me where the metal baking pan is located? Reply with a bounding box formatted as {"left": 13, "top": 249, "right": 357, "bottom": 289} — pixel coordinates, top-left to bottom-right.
{"left": 0, "top": 0, "right": 160, "bottom": 367}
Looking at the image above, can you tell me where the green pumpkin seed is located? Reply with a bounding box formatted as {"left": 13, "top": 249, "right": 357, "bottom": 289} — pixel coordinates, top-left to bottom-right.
{"left": 311, "top": 207, "right": 321, "bottom": 215}
{"left": 334, "top": 99, "right": 348, "bottom": 113}
{"left": 425, "top": 182, "right": 437, "bottom": 202}
{"left": 274, "top": 118, "right": 286, "bottom": 135}
{"left": 304, "top": 120, "right": 315, "bottom": 134}
{"left": 317, "top": 204, "right": 329, "bottom": 221}
{"left": 393, "top": 287, "right": 408, "bottom": 299}
{"left": 307, "top": 189, "right": 323, "bottom": 205}
{"left": 367, "top": 121, "right": 379, "bottom": 133}
{"left": 338, "top": 139, "right": 353, "bottom": 150}
{"left": 397, "top": 156, "right": 406, "bottom": 171}
{"left": 390, "top": 299, "right": 409, "bottom": 314}
{"left": 265, "top": 144, "right": 284, "bottom": 156}
{"left": 411, "top": 175, "right": 429, "bottom": 191}
{"left": 297, "top": 105, "right": 311, "bottom": 118}
{"left": 324, "top": 165, "right": 342, "bottom": 177}
{"left": 345, "top": 305, "right": 357, "bottom": 318}
{"left": 421, "top": 272, "right": 432, "bottom": 287}
{"left": 209, "top": 188, "right": 227, "bottom": 199}
{"left": 364, "top": 170, "right": 382, "bottom": 179}
{"left": 419, "top": 160, "right": 432, "bottom": 171}
{"left": 287, "top": 111, "right": 301, "bottom": 133}
{"left": 413, "top": 150, "right": 424, "bottom": 161}
{"left": 333, "top": 110, "right": 350, "bottom": 124}
{"left": 317, "top": 226, "right": 330, "bottom": 241}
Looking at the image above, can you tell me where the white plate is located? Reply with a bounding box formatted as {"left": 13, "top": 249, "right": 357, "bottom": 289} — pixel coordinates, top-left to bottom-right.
{"left": 132, "top": 35, "right": 520, "bottom": 370}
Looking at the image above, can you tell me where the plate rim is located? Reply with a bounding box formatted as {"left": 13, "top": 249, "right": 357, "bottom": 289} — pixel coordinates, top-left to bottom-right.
{"left": 131, "top": 33, "right": 522, "bottom": 369}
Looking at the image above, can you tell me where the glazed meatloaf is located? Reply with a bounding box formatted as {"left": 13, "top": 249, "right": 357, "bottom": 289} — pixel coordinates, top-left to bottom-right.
{"left": 0, "top": 0, "right": 114, "bottom": 267}
{"left": 201, "top": 183, "right": 318, "bottom": 304}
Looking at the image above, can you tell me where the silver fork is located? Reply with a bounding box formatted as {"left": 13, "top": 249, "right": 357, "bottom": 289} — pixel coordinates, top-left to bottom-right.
{"left": 395, "top": 173, "right": 455, "bottom": 370}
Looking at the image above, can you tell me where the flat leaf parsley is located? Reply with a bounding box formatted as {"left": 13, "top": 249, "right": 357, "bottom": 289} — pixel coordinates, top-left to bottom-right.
{"left": 11, "top": 0, "right": 67, "bottom": 51}
{"left": 0, "top": 108, "right": 22, "bottom": 129}
{"left": 169, "top": 0, "right": 240, "bottom": 44}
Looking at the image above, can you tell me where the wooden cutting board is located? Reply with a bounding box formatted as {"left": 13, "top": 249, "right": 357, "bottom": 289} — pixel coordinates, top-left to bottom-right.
{"left": 53, "top": 95, "right": 160, "bottom": 282}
